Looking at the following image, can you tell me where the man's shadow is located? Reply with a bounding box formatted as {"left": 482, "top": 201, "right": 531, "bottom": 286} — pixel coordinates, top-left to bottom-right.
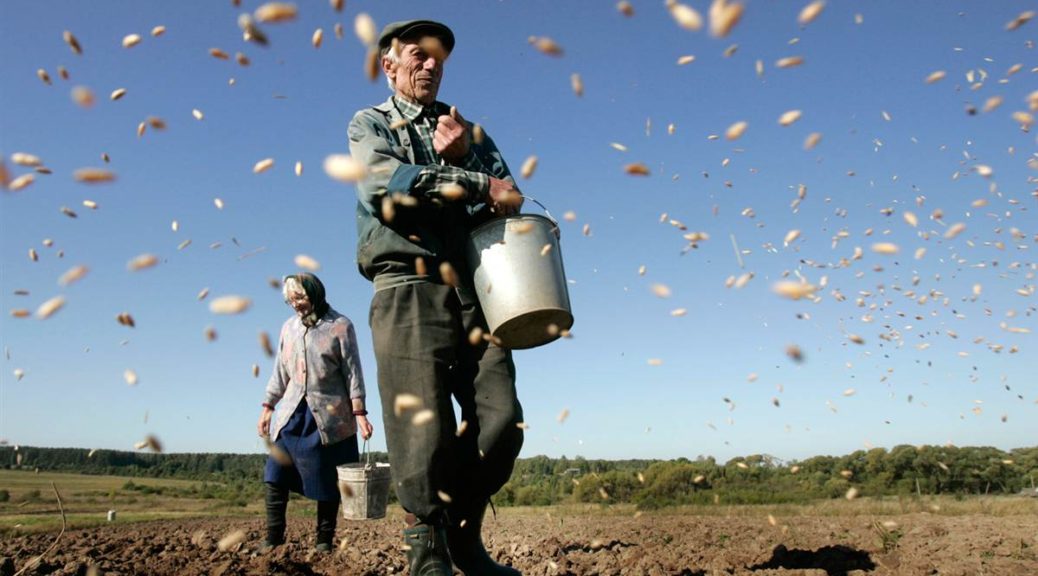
{"left": 747, "top": 544, "right": 876, "bottom": 575}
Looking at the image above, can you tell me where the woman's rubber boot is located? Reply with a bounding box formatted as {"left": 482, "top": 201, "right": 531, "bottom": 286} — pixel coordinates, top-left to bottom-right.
{"left": 446, "top": 501, "right": 520, "bottom": 575}
{"left": 315, "top": 499, "right": 338, "bottom": 552}
{"left": 263, "top": 482, "right": 288, "bottom": 550}
{"left": 403, "top": 523, "right": 453, "bottom": 576}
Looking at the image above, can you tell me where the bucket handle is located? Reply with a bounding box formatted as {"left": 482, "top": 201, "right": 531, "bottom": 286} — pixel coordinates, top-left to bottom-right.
{"left": 520, "top": 195, "right": 561, "bottom": 238}
{"left": 362, "top": 438, "right": 373, "bottom": 469}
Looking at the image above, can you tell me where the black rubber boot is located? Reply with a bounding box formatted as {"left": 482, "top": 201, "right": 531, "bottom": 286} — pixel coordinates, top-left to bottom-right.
{"left": 447, "top": 501, "right": 521, "bottom": 575}
{"left": 315, "top": 499, "right": 338, "bottom": 552}
{"left": 264, "top": 482, "right": 288, "bottom": 549}
{"left": 403, "top": 523, "right": 453, "bottom": 576}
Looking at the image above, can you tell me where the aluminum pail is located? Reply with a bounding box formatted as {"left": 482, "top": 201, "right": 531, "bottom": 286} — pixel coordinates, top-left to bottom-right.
{"left": 337, "top": 461, "right": 391, "bottom": 520}
{"left": 466, "top": 213, "right": 573, "bottom": 349}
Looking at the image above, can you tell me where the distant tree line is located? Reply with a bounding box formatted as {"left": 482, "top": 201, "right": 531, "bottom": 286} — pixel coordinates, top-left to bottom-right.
{"left": 2, "top": 445, "right": 1035, "bottom": 508}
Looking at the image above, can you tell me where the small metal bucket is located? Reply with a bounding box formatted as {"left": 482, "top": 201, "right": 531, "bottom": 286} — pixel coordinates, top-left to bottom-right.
{"left": 337, "top": 441, "right": 391, "bottom": 520}
{"left": 466, "top": 199, "right": 574, "bottom": 349}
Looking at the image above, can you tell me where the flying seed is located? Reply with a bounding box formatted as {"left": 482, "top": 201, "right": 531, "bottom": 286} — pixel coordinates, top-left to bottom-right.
{"left": 903, "top": 211, "right": 918, "bottom": 227}
{"left": 785, "top": 344, "right": 804, "bottom": 363}
{"left": 709, "top": 0, "right": 744, "bottom": 38}
{"left": 804, "top": 132, "right": 822, "bottom": 149}
{"left": 412, "top": 409, "right": 435, "bottom": 426}
{"left": 540, "top": 244, "right": 552, "bottom": 257}
{"left": 668, "top": 2, "right": 703, "bottom": 30}
{"left": 847, "top": 334, "right": 864, "bottom": 345}
{"left": 214, "top": 198, "right": 224, "bottom": 210}
{"left": 845, "top": 487, "right": 859, "bottom": 500}
{"left": 192, "top": 109, "right": 204, "bottom": 120}
{"left": 37, "top": 69, "right": 52, "bottom": 85}
{"left": 36, "top": 296, "right": 65, "bottom": 319}
{"left": 456, "top": 420, "right": 469, "bottom": 436}
{"left": 209, "top": 48, "right": 230, "bottom": 60}
{"left": 235, "top": 52, "right": 250, "bottom": 66}
{"left": 798, "top": 1, "right": 826, "bottom": 25}
{"left": 437, "top": 490, "right": 452, "bottom": 503}
{"left": 1005, "top": 11, "right": 1034, "bottom": 31}
{"left": 354, "top": 13, "right": 377, "bottom": 45}
{"left": 677, "top": 55, "right": 696, "bottom": 65}
{"left": 651, "top": 284, "right": 672, "bottom": 298}
{"left": 570, "top": 73, "right": 583, "bottom": 96}
{"left": 29, "top": 248, "right": 39, "bottom": 261}
{"left": 74, "top": 168, "right": 116, "bottom": 183}
{"left": 624, "top": 163, "right": 650, "bottom": 175}
{"left": 209, "top": 296, "right": 251, "bottom": 314}
{"left": 924, "top": 70, "right": 946, "bottom": 84}
{"left": 58, "top": 265, "right": 89, "bottom": 286}
{"left": 312, "top": 28, "right": 324, "bottom": 48}
{"left": 122, "top": 34, "right": 142, "bottom": 48}
{"left": 294, "top": 254, "right": 320, "bottom": 272}
{"left": 520, "top": 156, "right": 538, "bottom": 179}
{"left": 783, "top": 229, "right": 801, "bottom": 246}
{"left": 725, "top": 121, "right": 748, "bottom": 140}
{"left": 82, "top": 200, "right": 98, "bottom": 210}
{"left": 151, "top": 25, "right": 165, "bottom": 36}
{"left": 775, "top": 56, "right": 804, "bottom": 68}
{"left": 217, "top": 529, "right": 246, "bottom": 552}
{"left": 671, "top": 308, "right": 687, "bottom": 317}
{"left": 438, "top": 183, "right": 466, "bottom": 201}
{"left": 63, "top": 30, "right": 83, "bottom": 55}
{"left": 258, "top": 332, "right": 274, "bottom": 357}
{"left": 439, "top": 262, "right": 459, "bottom": 287}
{"left": 944, "top": 222, "right": 966, "bottom": 239}
{"left": 294, "top": 161, "right": 302, "bottom": 176}
{"left": 124, "top": 369, "right": 138, "bottom": 386}
{"left": 116, "top": 312, "right": 135, "bottom": 327}
{"left": 12, "top": 153, "right": 43, "bottom": 167}
{"left": 529, "top": 36, "right": 563, "bottom": 56}
{"left": 253, "top": 158, "right": 274, "bottom": 174}
{"left": 617, "top": 1, "right": 634, "bottom": 16}
{"left": 71, "top": 86, "right": 95, "bottom": 107}
{"left": 11, "top": 310, "right": 30, "bottom": 318}
{"left": 110, "top": 88, "right": 127, "bottom": 101}
{"left": 9, "top": 174, "right": 35, "bottom": 191}
{"left": 137, "top": 122, "right": 146, "bottom": 137}
{"left": 772, "top": 281, "right": 817, "bottom": 300}
{"left": 871, "top": 242, "right": 899, "bottom": 255}
{"left": 255, "top": 2, "right": 298, "bottom": 23}
{"left": 127, "top": 254, "right": 159, "bottom": 271}
{"left": 516, "top": 422, "right": 530, "bottom": 430}
{"left": 323, "top": 154, "right": 366, "bottom": 182}
{"left": 58, "top": 66, "right": 69, "bottom": 79}
{"left": 778, "top": 110, "right": 802, "bottom": 126}
{"left": 394, "top": 393, "right": 422, "bottom": 417}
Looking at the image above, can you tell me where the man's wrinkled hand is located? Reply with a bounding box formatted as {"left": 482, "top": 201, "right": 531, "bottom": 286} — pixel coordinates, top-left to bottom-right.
{"left": 488, "top": 177, "right": 523, "bottom": 216}
{"left": 434, "top": 106, "right": 470, "bottom": 163}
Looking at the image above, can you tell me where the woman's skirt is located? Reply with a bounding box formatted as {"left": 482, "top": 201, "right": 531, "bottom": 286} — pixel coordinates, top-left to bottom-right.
{"left": 264, "top": 397, "right": 358, "bottom": 501}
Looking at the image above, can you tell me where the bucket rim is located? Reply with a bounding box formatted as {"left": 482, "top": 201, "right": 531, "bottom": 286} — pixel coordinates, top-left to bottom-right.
{"left": 469, "top": 213, "right": 558, "bottom": 237}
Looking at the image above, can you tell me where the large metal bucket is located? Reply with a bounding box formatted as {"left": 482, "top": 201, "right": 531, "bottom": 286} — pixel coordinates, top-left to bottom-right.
{"left": 466, "top": 212, "right": 574, "bottom": 349}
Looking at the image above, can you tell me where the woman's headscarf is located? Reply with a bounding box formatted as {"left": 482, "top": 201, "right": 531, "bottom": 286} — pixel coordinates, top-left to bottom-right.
{"left": 283, "top": 273, "right": 330, "bottom": 326}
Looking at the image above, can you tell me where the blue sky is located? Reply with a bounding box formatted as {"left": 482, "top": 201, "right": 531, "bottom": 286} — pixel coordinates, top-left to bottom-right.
{"left": 2, "top": 1, "right": 1035, "bottom": 462}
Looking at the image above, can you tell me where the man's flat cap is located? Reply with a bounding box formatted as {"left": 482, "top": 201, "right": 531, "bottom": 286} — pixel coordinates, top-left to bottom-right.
{"left": 377, "top": 20, "right": 455, "bottom": 54}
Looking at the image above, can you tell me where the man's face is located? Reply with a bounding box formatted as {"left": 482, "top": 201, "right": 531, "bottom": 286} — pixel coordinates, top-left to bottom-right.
{"left": 384, "top": 36, "right": 447, "bottom": 105}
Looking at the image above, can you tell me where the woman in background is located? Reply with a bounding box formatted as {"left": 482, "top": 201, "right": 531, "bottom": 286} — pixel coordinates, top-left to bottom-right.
{"left": 256, "top": 273, "right": 374, "bottom": 551}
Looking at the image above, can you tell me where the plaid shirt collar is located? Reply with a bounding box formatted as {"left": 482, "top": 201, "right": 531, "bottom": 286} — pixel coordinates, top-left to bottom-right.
{"left": 392, "top": 95, "right": 446, "bottom": 123}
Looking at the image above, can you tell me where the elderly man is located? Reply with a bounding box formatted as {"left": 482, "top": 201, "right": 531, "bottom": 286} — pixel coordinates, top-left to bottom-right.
{"left": 348, "top": 19, "right": 524, "bottom": 576}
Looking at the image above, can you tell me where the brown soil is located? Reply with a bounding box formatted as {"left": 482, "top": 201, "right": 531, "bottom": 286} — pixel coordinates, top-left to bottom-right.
{"left": 2, "top": 509, "right": 1036, "bottom": 576}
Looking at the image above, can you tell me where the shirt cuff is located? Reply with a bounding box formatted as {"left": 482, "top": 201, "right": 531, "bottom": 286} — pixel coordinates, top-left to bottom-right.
{"left": 466, "top": 171, "right": 489, "bottom": 204}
